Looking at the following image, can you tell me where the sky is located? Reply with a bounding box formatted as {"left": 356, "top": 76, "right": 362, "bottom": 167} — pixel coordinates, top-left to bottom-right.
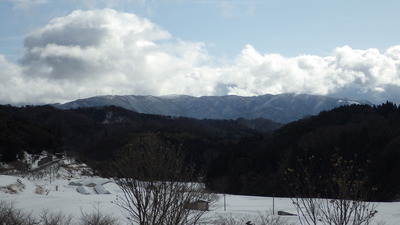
{"left": 1, "top": 0, "right": 400, "bottom": 104}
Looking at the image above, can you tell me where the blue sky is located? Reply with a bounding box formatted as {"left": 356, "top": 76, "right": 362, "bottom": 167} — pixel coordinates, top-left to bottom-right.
{"left": 2, "top": 0, "right": 400, "bottom": 60}
{"left": 150, "top": 0, "right": 400, "bottom": 57}
{"left": 1, "top": 0, "right": 400, "bottom": 104}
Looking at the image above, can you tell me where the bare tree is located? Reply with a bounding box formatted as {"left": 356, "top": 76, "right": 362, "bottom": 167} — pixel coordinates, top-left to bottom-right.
{"left": 285, "top": 154, "right": 378, "bottom": 225}
{"left": 317, "top": 155, "right": 378, "bottom": 225}
{"left": 285, "top": 155, "right": 322, "bottom": 225}
{"left": 111, "top": 133, "right": 217, "bottom": 225}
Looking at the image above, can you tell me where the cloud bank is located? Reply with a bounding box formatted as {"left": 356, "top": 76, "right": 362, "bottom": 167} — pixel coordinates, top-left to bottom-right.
{"left": 1, "top": 9, "right": 400, "bottom": 104}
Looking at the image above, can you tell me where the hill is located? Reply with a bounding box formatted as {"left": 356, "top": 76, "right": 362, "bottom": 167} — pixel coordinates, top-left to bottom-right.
{"left": 2, "top": 102, "right": 400, "bottom": 201}
{"left": 55, "top": 93, "right": 370, "bottom": 123}
{"left": 206, "top": 102, "right": 400, "bottom": 201}
{"left": 0, "top": 104, "right": 267, "bottom": 172}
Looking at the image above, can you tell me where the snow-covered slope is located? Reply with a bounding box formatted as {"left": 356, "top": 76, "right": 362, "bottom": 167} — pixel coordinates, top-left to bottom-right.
{"left": 1, "top": 174, "right": 399, "bottom": 225}
{"left": 56, "top": 94, "right": 371, "bottom": 124}
{"left": 0, "top": 154, "right": 399, "bottom": 225}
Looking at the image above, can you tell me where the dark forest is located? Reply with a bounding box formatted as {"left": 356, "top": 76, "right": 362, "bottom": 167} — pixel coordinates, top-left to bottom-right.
{"left": 1, "top": 102, "right": 400, "bottom": 201}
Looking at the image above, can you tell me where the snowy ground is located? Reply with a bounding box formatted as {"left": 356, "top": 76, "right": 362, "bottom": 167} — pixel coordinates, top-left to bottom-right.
{"left": 1, "top": 158, "right": 400, "bottom": 224}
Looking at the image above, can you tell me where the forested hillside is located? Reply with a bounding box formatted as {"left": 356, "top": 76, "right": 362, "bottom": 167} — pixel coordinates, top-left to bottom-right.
{"left": 206, "top": 102, "right": 400, "bottom": 201}
{"left": 0, "top": 105, "right": 265, "bottom": 173}
{"left": 1, "top": 103, "right": 400, "bottom": 201}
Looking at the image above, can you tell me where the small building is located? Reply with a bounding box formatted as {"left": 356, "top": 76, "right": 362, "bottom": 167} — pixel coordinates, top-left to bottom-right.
{"left": 55, "top": 152, "right": 67, "bottom": 159}
{"left": 183, "top": 200, "right": 209, "bottom": 211}
{"left": 37, "top": 156, "right": 53, "bottom": 167}
{"left": 77, "top": 185, "right": 90, "bottom": 195}
{"left": 94, "top": 184, "right": 110, "bottom": 194}
{"left": 277, "top": 211, "right": 297, "bottom": 216}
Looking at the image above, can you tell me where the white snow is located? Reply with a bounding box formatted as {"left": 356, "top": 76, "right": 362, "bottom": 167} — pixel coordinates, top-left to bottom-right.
{"left": 1, "top": 158, "right": 400, "bottom": 225}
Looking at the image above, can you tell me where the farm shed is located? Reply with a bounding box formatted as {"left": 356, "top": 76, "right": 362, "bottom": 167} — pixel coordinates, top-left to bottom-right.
{"left": 184, "top": 200, "right": 209, "bottom": 211}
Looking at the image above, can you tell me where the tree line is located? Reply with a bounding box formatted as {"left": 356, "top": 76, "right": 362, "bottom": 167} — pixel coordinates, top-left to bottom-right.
{"left": 1, "top": 102, "right": 400, "bottom": 201}
{"left": 206, "top": 102, "right": 400, "bottom": 201}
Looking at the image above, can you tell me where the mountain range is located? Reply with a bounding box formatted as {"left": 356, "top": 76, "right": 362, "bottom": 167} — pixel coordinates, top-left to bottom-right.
{"left": 56, "top": 93, "right": 370, "bottom": 124}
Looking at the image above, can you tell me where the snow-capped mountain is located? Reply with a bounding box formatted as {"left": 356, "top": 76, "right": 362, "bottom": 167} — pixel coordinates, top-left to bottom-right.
{"left": 55, "top": 93, "right": 370, "bottom": 123}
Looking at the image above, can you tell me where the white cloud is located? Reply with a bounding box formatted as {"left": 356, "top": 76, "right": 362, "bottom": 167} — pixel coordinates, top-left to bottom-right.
{"left": 1, "top": 9, "right": 400, "bottom": 104}
{"left": 0, "top": 55, "right": 22, "bottom": 104}
{"left": 217, "top": 45, "right": 400, "bottom": 103}
{"left": 0, "top": 54, "right": 68, "bottom": 104}
{"left": 19, "top": 9, "right": 214, "bottom": 102}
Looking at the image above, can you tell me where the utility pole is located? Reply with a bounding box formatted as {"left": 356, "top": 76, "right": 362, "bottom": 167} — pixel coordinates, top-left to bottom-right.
{"left": 224, "top": 194, "right": 226, "bottom": 211}
{"left": 273, "top": 194, "right": 275, "bottom": 215}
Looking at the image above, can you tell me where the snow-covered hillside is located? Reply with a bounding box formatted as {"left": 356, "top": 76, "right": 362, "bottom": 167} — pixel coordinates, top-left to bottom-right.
{"left": 56, "top": 93, "right": 371, "bottom": 123}
{"left": 1, "top": 156, "right": 399, "bottom": 224}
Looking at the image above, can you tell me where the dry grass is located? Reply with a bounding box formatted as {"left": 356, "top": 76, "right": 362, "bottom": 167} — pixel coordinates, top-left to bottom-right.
{"left": 0, "top": 178, "right": 26, "bottom": 194}
{"left": 35, "top": 184, "right": 46, "bottom": 195}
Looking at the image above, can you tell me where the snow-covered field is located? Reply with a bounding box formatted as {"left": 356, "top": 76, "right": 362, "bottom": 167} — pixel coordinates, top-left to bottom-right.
{"left": 1, "top": 157, "right": 400, "bottom": 224}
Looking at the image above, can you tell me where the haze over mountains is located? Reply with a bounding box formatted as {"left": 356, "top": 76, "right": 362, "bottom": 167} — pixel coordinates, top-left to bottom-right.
{"left": 56, "top": 93, "right": 370, "bottom": 124}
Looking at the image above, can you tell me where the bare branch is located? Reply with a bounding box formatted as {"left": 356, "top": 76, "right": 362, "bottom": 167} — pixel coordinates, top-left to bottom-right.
{"left": 111, "top": 133, "right": 217, "bottom": 225}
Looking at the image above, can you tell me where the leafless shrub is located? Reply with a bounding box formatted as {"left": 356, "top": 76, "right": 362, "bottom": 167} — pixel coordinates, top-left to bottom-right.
{"left": 0, "top": 200, "right": 122, "bottom": 225}
{"left": 212, "top": 211, "right": 298, "bottom": 225}
{"left": 78, "top": 204, "right": 120, "bottom": 225}
{"left": 257, "top": 210, "right": 298, "bottom": 225}
{"left": 212, "top": 213, "right": 247, "bottom": 225}
{"left": 0, "top": 200, "right": 38, "bottom": 225}
{"left": 39, "top": 209, "right": 73, "bottom": 225}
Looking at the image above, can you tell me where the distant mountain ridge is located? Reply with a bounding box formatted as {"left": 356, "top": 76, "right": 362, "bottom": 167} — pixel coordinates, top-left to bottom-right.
{"left": 56, "top": 94, "right": 371, "bottom": 123}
